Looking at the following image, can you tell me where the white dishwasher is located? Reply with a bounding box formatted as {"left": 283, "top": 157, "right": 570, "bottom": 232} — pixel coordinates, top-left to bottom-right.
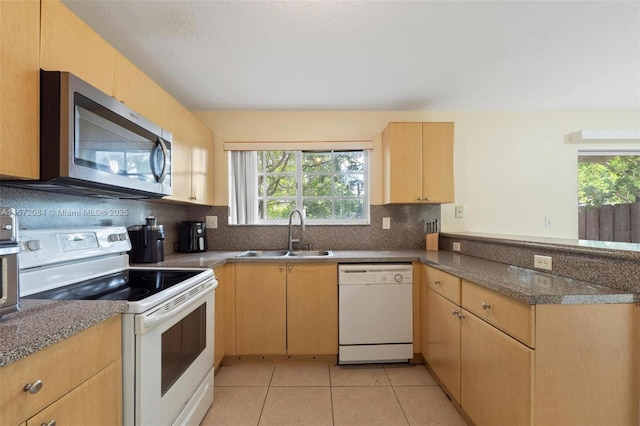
{"left": 338, "top": 264, "right": 413, "bottom": 364}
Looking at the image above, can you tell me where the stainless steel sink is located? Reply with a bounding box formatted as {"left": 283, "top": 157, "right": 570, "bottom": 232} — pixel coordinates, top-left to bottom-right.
{"left": 236, "top": 250, "right": 333, "bottom": 258}
{"left": 286, "top": 250, "right": 333, "bottom": 257}
{"left": 236, "top": 250, "right": 289, "bottom": 258}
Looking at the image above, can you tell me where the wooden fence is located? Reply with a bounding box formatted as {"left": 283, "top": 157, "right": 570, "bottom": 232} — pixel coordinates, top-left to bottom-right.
{"left": 578, "top": 202, "right": 640, "bottom": 243}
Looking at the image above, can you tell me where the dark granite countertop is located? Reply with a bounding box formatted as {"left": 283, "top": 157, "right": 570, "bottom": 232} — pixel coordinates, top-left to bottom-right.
{"left": 157, "top": 249, "right": 639, "bottom": 305}
{"left": 0, "top": 299, "right": 128, "bottom": 368}
{"left": 3, "top": 249, "right": 636, "bottom": 369}
{"left": 420, "top": 251, "right": 637, "bottom": 305}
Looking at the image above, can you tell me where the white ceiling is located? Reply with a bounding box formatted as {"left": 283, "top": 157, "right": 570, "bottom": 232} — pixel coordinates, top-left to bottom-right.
{"left": 62, "top": 0, "right": 640, "bottom": 112}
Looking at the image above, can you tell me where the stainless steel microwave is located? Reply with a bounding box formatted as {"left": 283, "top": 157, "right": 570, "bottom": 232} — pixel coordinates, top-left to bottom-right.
{"left": 11, "top": 71, "right": 172, "bottom": 199}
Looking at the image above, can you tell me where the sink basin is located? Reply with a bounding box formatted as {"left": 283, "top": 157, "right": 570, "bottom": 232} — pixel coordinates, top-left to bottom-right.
{"left": 286, "top": 250, "right": 334, "bottom": 257}
{"left": 237, "top": 250, "right": 289, "bottom": 258}
{"left": 236, "top": 250, "right": 333, "bottom": 258}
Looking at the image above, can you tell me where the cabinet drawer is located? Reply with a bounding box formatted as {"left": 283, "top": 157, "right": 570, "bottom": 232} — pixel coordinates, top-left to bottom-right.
{"left": 424, "top": 265, "right": 461, "bottom": 305}
{"left": 0, "top": 315, "right": 121, "bottom": 426}
{"left": 462, "top": 280, "right": 535, "bottom": 347}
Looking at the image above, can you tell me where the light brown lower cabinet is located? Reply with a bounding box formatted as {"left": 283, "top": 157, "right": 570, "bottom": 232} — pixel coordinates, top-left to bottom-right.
{"left": 233, "top": 262, "right": 338, "bottom": 357}
{"left": 213, "top": 264, "right": 232, "bottom": 370}
{"left": 460, "top": 309, "right": 533, "bottom": 426}
{"left": 421, "top": 265, "right": 639, "bottom": 426}
{"left": 26, "top": 360, "right": 122, "bottom": 426}
{"left": 422, "top": 287, "right": 461, "bottom": 401}
{"left": 234, "top": 263, "right": 287, "bottom": 355}
{"left": 0, "top": 315, "right": 122, "bottom": 426}
{"left": 286, "top": 263, "right": 338, "bottom": 355}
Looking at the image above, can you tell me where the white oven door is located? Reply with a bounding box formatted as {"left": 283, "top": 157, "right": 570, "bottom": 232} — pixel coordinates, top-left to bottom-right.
{"left": 134, "top": 283, "right": 214, "bottom": 426}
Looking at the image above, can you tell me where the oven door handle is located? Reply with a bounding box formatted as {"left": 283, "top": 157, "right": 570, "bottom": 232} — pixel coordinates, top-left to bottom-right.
{"left": 135, "top": 284, "right": 213, "bottom": 335}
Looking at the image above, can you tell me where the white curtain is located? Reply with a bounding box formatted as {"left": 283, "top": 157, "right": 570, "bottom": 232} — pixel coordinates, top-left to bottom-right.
{"left": 229, "top": 151, "right": 259, "bottom": 225}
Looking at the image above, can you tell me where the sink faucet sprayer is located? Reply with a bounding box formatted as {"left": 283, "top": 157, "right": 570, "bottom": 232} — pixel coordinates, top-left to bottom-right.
{"left": 288, "top": 209, "right": 305, "bottom": 250}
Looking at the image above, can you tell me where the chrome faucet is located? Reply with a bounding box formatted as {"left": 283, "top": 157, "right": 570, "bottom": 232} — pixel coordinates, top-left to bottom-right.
{"left": 288, "top": 209, "right": 305, "bottom": 250}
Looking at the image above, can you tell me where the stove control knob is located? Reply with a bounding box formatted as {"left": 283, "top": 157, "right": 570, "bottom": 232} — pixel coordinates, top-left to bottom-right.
{"left": 119, "top": 233, "right": 128, "bottom": 241}
{"left": 26, "top": 240, "right": 42, "bottom": 251}
{"left": 108, "top": 234, "right": 119, "bottom": 242}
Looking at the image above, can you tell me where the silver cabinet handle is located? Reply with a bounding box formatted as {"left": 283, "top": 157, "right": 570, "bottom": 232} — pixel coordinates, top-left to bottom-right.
{"left": 417, "top": 196, "right": 423, "bottom": 201}
{"left": 482, "top": 302, "right": 491, "bottom": 310}
{"left": 451, "top": 310, "right": 465, "bottom": 319}
{"left": 288, "top": 265, "right": 293, "bottom": 272}
{"left": 24, "top": 380, "right": 43, "bottom": 394}
{"left": 41, "top": 421, "right": 56, "bottom": 426}
{"left": 279, "top": 265, "right": 284, "bottom": 271}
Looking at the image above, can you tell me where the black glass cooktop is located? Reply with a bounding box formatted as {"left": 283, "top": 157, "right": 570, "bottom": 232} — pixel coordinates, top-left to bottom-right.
{"left": 25, "top": 269, "right": 203, "bottom": 302}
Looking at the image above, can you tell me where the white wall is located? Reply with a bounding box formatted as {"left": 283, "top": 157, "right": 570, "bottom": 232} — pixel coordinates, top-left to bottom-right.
{"left": 193, "top": 110, "right": 639, "bottom": 239}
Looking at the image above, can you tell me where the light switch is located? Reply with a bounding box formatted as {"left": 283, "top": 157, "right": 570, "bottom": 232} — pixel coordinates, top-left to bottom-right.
{"left": 206, "top": 216, "right": 218, "bottom": 229}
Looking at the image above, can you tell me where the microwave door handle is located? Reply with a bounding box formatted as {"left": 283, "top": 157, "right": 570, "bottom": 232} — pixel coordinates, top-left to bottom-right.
{"left": 151, "top": 137, "right": 169, "bottom": 183}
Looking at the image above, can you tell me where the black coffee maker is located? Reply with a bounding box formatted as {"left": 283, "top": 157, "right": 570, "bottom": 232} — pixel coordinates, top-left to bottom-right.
{"left": 176, "top": 221, "right": 207, "bottom": 253}
{"left": 128, "top": 216, "right": 164, "bottom": 263}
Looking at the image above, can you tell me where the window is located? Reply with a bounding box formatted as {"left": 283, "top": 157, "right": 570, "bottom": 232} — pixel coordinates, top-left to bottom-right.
{"left": 578, "top": 151, "right": 640, "bottom": 242}
{"left": 230, "top": 150, "right": 369, "bottom": 225}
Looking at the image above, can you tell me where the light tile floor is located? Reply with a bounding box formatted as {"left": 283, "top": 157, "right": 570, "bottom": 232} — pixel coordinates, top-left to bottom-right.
{"left": 200, "top": 363, "right": 468, "bottom": 426}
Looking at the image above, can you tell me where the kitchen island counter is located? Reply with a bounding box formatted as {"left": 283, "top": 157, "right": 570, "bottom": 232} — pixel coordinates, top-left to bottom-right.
{"left": 0, "top": 299, "right": 127, "bottom": 367}
{"left": 157, "top": 249, "right": 639, "bottom": 305}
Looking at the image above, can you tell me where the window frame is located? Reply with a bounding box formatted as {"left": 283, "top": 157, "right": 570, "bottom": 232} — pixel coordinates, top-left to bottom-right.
{"left": 256, "top": 150, "right": 370, "bottom": 225}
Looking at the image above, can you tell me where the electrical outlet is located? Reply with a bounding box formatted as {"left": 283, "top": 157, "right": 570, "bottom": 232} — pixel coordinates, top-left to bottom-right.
{"left": 455, "top": 205, "right": 464, "bottom": 219}
{"left": 382, "top": 217, "right": 391, "bottom": 229}
{"left": 534, "top": 255, "right": 552, "bottom": 271}
{"left": 206, "top": 215, "right": 218, "bottom": 229}
{"left": 452, "top": 242, "right": 461, "bottom": 252}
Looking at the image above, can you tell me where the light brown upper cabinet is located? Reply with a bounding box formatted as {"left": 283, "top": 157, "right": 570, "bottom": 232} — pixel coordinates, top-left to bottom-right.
{"left": 40, "top": 0, "right": 214, "bottom": 205}
{"left": 113, "top": 52, "right": 170, "bottom": 127}
{"left": 0, "top": 0, "right": 40, "bottom": 179}
{"left": 382, "top": 122, "right": 454, "bottom": 204}
{"left": 163, "top": 100, "right": 214, "bottom": 205}
{"left": 40, "top": 0, "right": 116, "bottom": 96}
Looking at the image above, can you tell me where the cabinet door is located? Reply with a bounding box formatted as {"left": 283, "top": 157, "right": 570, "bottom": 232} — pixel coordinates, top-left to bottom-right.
{"left": 422, "top": 122, "right": 454, "bottom": 203}
{"left": 40, "top": 0, "right": 115, "bottom": 96}
{"left": 382, "top": 122, "right": 423, "bottom": 203}
{"left": 113, "top": 52, "right": 168, "bottom": 126}
{"left": 287, "top": 263, "right": 338, "bottom": 355}
{"left": 167, "top": 136, "right": 194, "bottom": 203}
{"left": 0, "top": 316, "right": 121, "bottom": 426}
{"left": 189, "top": 120, "right": 214, "bottom": 205}
{"left": 163, "top": 103, "right": 214, "bottom": 205}
{"left": 422, "top": 287, "right": 461, "bottom": 402}
{"left": 27, "top": 360, "right": 122, "bottom": 426}
{"left": 213, "top": 265, "right": 226, "bottom": 370}
{"left": 235, "top": 264, "right": 287, "bottom": 355}
{"left": 461, "top": 310, "right": 533, "bottom": 426}
{"left": 0, "top": 0, "right": 40, "bottom": 179}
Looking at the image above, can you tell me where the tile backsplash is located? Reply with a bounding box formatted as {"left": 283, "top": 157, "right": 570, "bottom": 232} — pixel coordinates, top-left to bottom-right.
{"left": 0, "top": 186, "right": 438, "bottom": 252}
{"left": 0, "top": 186, "right": 204, "bottom": 250}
